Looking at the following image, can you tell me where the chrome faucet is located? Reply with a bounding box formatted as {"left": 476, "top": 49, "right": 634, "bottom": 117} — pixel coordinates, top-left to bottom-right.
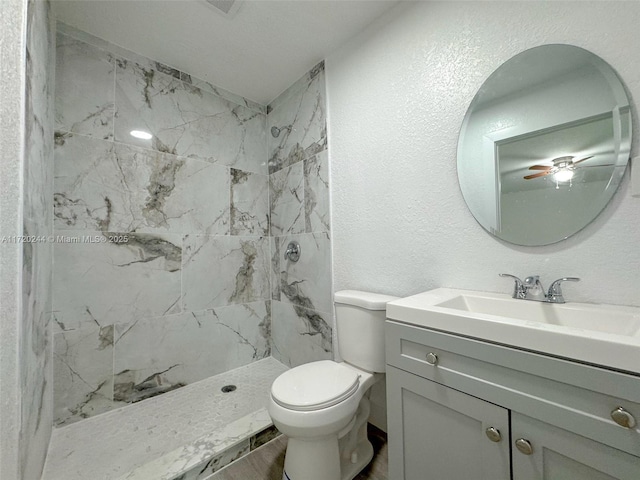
{"left": 499, "top": 274, "right": 580, "bottom": 303}
{"left": 547, "top": 277, "right": 581, "bottom": 303}
{"left": 499, "top": 274, "right": 526, "bottom": 299}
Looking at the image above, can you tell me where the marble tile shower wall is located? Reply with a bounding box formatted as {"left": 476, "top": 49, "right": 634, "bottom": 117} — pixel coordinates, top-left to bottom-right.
{"left": 52, "top": 27, "right": 271, "bottom": 426}
{"left": 267, "top": 63, "right": 333, "bottom": 368}
{"left": 21, "top": 1, "right": 55, "bottom": 477}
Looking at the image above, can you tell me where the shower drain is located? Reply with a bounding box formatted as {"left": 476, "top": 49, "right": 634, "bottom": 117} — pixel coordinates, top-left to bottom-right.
{"left": 221, "top": 384, "right": 237, "bottom": 393}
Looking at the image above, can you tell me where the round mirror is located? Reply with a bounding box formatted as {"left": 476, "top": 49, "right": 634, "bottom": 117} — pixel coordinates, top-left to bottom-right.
{"left": 457, "top": 44, "right": 631, "bottom": 246}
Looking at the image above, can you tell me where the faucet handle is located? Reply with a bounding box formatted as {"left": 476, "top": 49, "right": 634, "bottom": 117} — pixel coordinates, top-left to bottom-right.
{"left": 499, "top": 273, "right": 526, "bottom": 299}
{"left": 547, "top": 277, "right": 580, "bottom": 303}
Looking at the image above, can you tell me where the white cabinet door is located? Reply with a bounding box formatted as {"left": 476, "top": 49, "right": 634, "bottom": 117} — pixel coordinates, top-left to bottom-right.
{"left": 512, "top": 412, "right": 640, "bottom": 480}
{"left": 387, "top": 365, "right": 510, "bottom": 480}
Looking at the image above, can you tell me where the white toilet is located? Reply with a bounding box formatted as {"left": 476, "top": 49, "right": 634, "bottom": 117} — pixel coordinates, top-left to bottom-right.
{"left": 268, "top": 290, "right": 398, "bottom": 480}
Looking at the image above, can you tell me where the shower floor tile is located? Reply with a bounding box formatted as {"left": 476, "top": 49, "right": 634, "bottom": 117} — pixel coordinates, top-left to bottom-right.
{"left": 42, "top": 357, "right": 288, "bottom": 480}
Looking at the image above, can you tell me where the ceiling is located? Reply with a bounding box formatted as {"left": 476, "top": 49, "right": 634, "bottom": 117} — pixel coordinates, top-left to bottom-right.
{"left": 52, "top": 0, "right": 400, "bottom": 105}
{"left": 498, "top": 114, "right": 617, "bottom": 193}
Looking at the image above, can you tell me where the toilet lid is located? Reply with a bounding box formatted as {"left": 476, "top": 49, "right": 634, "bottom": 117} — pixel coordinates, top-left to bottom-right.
{"left": 271, "top": 361, "right": 360, "bottom": 411}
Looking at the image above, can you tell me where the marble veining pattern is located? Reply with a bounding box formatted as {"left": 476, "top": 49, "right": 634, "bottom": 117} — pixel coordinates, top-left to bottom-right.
{"left": 52, "top": 28, "right": 334, "bottom": 434}
{"left": 52, "top": 27, "right": 277, "bottom": 425}
{"left": 268, "top": 62, "right": 326, "bottom": 174}
{"left": 113, "top": 302, "right": 270, "bottom": 403}
{"left": 249, "top": 425, "right": 281, "bottom": 451}
{"left": 53, "top": 231, "right": 182, "bottom": 333}
{"left": 275, "top": 232, "right": 332, "bottom": 314}
{"left": 266, "top": 61, "right": 331, "bottom": 369}
{"left": 20, "top": 1, "right": 55, "bottom": 477}
{"left": 57, "top": 23, "right": 181, "bottom": 84}
{"left": 123, "top": 416, "right": 259, "bottom": 480}
{"left": 270, "top": 236, "right": 281, "bottom": 301}
{"left": 53, "top": 322, "right": 122, "bottom": 426}
{"left": 304, "top": 150, "right": 330, "bottom": 233}
{"left": 180, "top": 72, "right": 266, "bottom": 115}
{"left": 53, "top": 133, "right": 114, "bottom": 231}
{"left": 179, "top": 438, "right": 250, "bottom": 480}
{"left": 269, "top": 161, "right": 304, "bottom": 236}
{"left": 54, "top": 134, "right": 230, "bottom": 235}
{"left": 271, "top": 301, "right": 332, "bottom": 368}
{"left": 55, "top": 32, "right": 115, "bottom": 140}
{"left": 182, "top": 235, "right": 270, "bottom": 311}
{"left": 170, "top": 441, "right": 250, "bottom": 480}
{"left": 42, "top": 358, "right": 288, "bottom": 480}
{"left": 230, "top": 168, "right": 269, "bottom": 236}
{"left": 57, "top": 22, "right": 266, "bottom": 115}
{"left": 115, "top": 58, "right": 267, "bottom": 174}
{"left": 52, "top": 230, "right": 183, "bottom": 426}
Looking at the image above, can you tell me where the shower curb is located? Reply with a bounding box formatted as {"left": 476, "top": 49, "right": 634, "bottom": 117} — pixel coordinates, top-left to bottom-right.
{"left": 115, "top": 408, "right": 280, "bottom": 480}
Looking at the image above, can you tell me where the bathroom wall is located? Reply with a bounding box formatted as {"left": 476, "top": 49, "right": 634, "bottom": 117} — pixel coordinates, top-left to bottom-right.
{"left": 21, "top": 1, "right": 55, "bottom": 475}
{"left": 267, "top": 62, "right": 334, "bottom": 368}
{"left": 0, "top": 3, "right": 25, "bottom": 475}
{"left": 0, "top": 0, "right": 55, "bottom": 478}
{"left": 52, "top": 25, "right": 271, "bottom": 426}
{"left": 327, "top": 1, "right": 640, "bottom": 307}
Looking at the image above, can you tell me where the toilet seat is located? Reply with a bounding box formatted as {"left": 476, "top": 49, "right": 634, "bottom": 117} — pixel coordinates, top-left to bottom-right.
{"left": 271, "top": 361, "right": 360, "bottom": 412}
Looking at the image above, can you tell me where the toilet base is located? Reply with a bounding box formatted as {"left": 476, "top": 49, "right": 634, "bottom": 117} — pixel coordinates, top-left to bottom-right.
{"left": 339, "top": 437, "right": 374, "bottom": 480}
{"left": 282, "top": 435, "right": 340, "bottom": 480}
{"left": 281, "top": 398, "right": 374, "bottom": 480}
{"left": 281, "top": 437, "right": 374, "bottom": 480}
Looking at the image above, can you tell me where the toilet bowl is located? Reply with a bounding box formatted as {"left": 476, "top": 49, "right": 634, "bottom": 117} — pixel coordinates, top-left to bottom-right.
{"left": 268, "top": 290, "right": 398, "bottom": 480}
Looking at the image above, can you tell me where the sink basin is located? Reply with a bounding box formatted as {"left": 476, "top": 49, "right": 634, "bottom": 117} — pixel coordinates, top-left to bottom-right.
{"left": 438, "top": 294, "right": 640, "bottom": 337}
{"left": 386, "top": 288, "right": 640, "bottom": 374}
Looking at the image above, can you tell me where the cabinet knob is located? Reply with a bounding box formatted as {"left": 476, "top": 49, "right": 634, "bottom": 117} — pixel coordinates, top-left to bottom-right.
{"left": 515, "top": 438, "right": 533, "bottom": 455}
{"left": 485, "top": 427, "right": 502, "bottom": 442}
{"left": 611, "top": 407, "right": 636, "bottom": 429}
{"left": 425, "top": 352, "right": 438, "bottom": 366}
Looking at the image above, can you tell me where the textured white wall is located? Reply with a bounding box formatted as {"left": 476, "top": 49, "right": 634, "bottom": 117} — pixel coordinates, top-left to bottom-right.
{"left": 327, "top": 1, "right": 640, "bottom": 307}
{"left": 0, "top": 1, "right": 27, "bottom": 478}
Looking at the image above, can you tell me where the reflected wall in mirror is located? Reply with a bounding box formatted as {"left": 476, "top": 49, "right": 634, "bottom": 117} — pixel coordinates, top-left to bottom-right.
{"left": 457, "top": 44, "right": 632, "bottom": 246}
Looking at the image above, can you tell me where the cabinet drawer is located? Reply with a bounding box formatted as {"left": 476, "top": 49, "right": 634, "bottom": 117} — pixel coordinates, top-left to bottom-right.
{"left": 386, "top": 320, "right": 640, "bottom": 457}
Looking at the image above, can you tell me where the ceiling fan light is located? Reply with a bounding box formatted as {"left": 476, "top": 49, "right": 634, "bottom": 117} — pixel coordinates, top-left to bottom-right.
{"left": 554, "top": 169, "right": 574, "bottom": 182}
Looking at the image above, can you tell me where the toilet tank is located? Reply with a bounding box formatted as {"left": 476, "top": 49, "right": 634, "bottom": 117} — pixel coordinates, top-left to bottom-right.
{"left": 334, "top": 290, "right": 400, "bottom": 373}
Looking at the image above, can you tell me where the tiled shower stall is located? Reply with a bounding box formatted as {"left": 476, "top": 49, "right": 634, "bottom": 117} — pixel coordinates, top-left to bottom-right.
{"left": 5, "top": 1, "right": 334, "bottom": 475}
{"left": 51, "top": 24, "right": 332, "bottom": 428}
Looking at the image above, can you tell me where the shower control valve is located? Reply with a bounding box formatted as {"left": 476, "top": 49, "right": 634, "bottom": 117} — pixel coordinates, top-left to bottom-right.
{"left": 284, "top": 241, "right": 301, "bottom": 262}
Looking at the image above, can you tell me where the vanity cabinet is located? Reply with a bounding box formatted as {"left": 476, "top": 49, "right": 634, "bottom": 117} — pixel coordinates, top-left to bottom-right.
{"left": 387, "top": 365, "right": 511, "bottom": 479}
{"left": 511, "top": 412, "right": 639, "bottom": 480}
{"left": 385, "top": 320, "right": 640, "bottom": 480}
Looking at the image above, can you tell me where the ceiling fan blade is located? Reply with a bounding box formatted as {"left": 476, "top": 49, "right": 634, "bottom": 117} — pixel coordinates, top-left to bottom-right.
{"left": 578, "top": 163, "right": 615, "bottom": 168}
{"left": 572, "top": 155, "right": 594, "bottom": 165}
{"left": 528, "top": 165, "right": 553, "bottom": 171}
{"left": 524, "top": 171, "right": 551, "bottom": 180}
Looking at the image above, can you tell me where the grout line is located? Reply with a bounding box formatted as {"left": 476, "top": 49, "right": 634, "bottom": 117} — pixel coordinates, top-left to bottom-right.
{"left": 112, "top": 45, "right": 116, "bottom": 142}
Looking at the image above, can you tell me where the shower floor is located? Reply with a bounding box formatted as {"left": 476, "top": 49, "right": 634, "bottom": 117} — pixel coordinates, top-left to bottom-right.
{"left": 41, "top": 357, "right": 288, "bottom": 480}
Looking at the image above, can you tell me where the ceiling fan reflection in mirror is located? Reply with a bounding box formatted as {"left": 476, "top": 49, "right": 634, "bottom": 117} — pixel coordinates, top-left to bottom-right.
{"left": 523, "top": 155, "right": 614, "bottom": 186}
